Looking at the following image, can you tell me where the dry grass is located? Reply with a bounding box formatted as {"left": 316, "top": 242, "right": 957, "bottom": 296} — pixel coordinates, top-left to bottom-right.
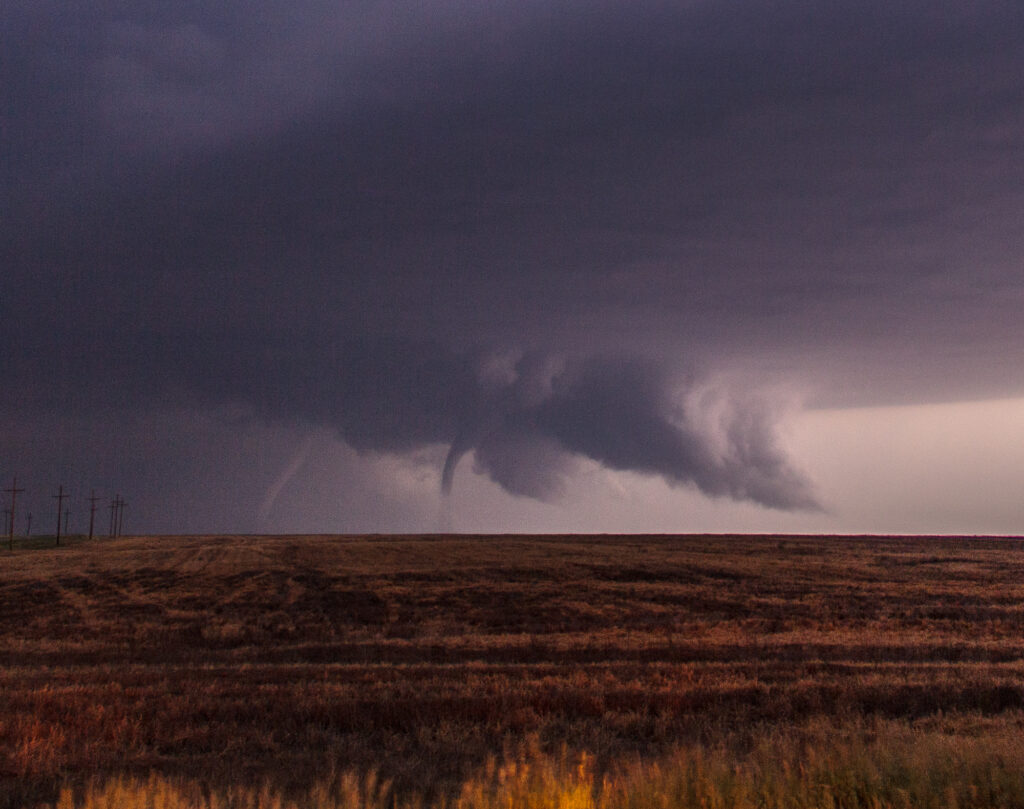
{"left": 35, "top": 721, "right": 1024, "bottom": 809}
{"left": 4, "top": 534, "right": 1024, "bottom": 806}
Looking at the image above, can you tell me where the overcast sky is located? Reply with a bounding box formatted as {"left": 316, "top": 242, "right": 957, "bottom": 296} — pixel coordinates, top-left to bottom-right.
{"left": 4, "top": 1, "right": 1024, "bottom": 535}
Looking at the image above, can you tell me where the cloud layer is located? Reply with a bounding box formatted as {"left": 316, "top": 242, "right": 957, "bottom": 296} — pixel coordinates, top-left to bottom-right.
{"left": 4, "top": 1, "right": 1024, "bottom": 526}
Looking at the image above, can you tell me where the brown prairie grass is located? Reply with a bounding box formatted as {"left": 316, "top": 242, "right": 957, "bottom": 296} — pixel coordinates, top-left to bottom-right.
{"left": 35, "top": 720, "right": 1024, "bottom": 809}
{"left": 4, "top": 534, "right": 1024, "bottom": 806}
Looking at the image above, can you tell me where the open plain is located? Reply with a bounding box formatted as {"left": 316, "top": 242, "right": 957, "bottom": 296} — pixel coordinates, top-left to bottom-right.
{"left": 4, "top": 533, "right": 1024, "bottom": 807}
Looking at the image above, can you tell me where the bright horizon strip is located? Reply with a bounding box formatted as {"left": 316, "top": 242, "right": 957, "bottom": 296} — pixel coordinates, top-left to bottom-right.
{"left": 785, "top": 395, "right": 1024, "bottom": 536}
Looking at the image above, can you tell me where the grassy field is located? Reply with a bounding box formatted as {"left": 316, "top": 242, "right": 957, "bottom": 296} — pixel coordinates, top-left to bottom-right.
{"left": 4, "top": 533, "right": 1024, "bottom": 807}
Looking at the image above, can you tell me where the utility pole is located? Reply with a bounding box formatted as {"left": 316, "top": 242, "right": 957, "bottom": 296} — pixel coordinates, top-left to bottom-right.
{"left": 109, "top": 495, "right": 119, "bottom": 538}
{"left": 116, "top": 497, "right": 127, "bottom": 537}
{"left": 52, "top": 485, "right": 67, "bottom": 546}
{"left": 88, "top": 491, "right": 99, "bottom": 540}
{"left": 4, "top": 476, "right": 24, "bottom": 551}
{"left": 26, "top": 513, "right": 32, "bottom": 537}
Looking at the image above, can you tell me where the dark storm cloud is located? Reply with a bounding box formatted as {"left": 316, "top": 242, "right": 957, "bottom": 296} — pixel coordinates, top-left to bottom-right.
{"left": 460, "top": 355, "right": 818, "bottom": 509}
{"left": 533, "top": 360, "right": 817, "bottom": 510}
{"left": 2, "top": 323, "right": 817, "bottom": 508}
{"left": 4, "top": 0, "right": 1024, "bottom": 518}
